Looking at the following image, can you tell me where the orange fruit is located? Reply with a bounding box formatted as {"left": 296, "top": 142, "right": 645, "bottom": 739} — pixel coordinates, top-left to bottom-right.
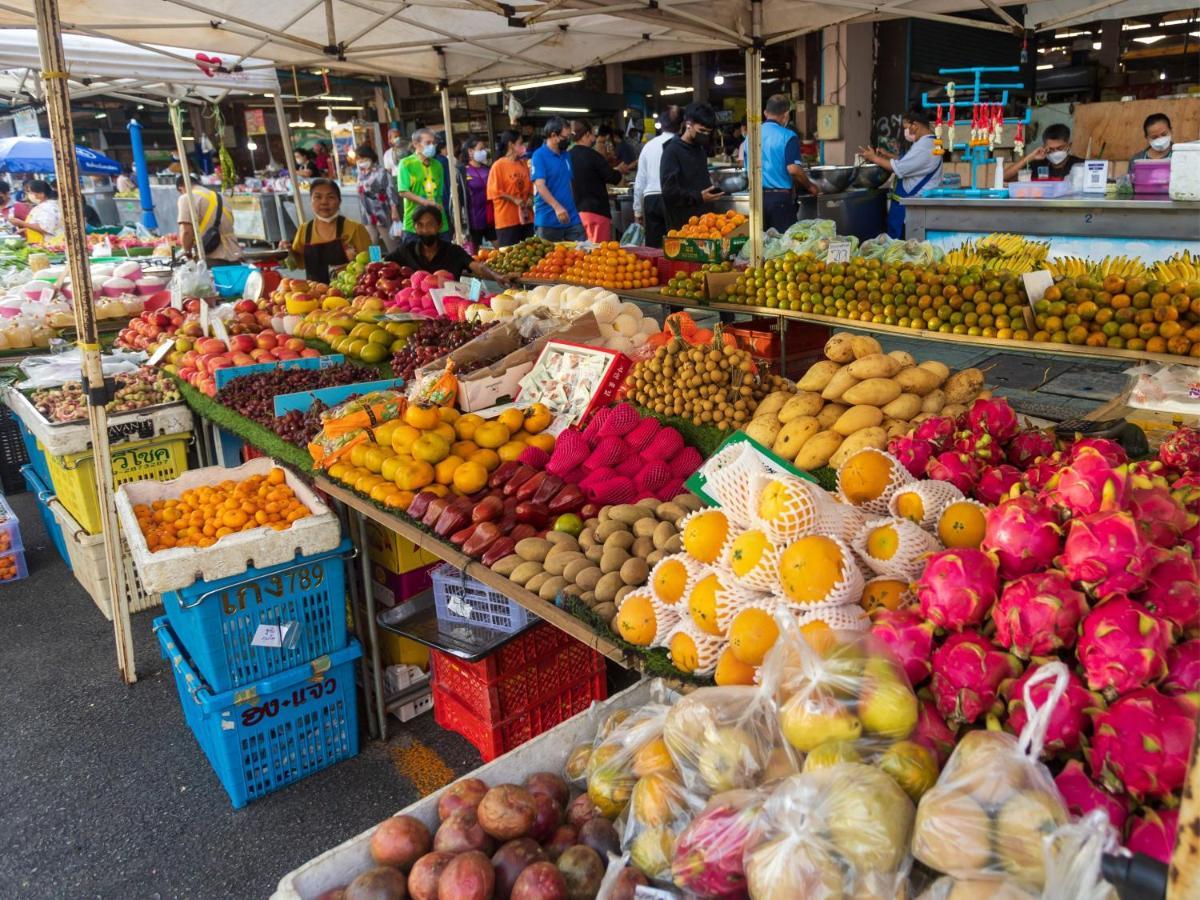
{"left": 838, "top": 449, "right": 899, "bottom": 505}
{"left": 616, "top": 592, "right": 658, "bottom": 646}
{"left": 681, "top": 510, "right": 728, "bottom": 564}
{"left": 937, "top": 500, "right": 987, "bottom": 548}
{"left": 779, "top": 535, "right": 847, "bottom": 604}
{"left": 728, "top": 606, "right": 779, "bottom": 666}
{"left": 714, "top": 647, "right": 757, "bottom": 686}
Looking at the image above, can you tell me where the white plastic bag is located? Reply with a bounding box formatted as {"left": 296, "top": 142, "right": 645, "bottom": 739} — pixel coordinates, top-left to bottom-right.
{"left": 169, "top": 259, "right": 216, "bottom": 306}
{"left": 389, "top": 220, "right": 404, "bottom": 239}
{"left": 1124, "top": 362, "right": 1200, "bottom": 414}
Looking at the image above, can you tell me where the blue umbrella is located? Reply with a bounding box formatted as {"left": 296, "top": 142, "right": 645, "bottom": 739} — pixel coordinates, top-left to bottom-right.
{"left": 0, "top": 136, "right": 121, "bottom": 176}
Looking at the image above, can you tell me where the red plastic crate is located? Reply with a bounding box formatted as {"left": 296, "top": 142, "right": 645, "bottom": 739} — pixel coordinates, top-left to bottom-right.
{"left": 655, "top": 258, "right": 702, "bottom": 283}
{"left": 241, "top": 443, "right": 265, "bottom": 462}
{"left": 431, "top": 623, "right": 606, "bottom": 723}
{"left": 724, "top": 318, "right": 831, "bottom": 359}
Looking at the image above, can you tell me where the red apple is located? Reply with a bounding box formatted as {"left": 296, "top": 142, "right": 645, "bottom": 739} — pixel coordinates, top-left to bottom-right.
{"left": 255, "top": 333, "right": 278, "bottom": 350}
{"left": 284, "top": 337, "right": 306, "bottom": 352}
{"left": 299, "top": 348, "right": 321, "bottom": 358}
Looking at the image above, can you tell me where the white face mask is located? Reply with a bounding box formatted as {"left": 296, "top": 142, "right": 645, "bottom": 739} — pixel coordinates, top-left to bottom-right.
{"left": 313, "top": 212, "right": 339, "bottom": 223}
{"left": 472, "top": 149, "right": 488, "bottom": 163}
{"left": 356, "top": 161, "right": 371, "bottom": 172}
{"left": 1150, "top": 135, "right": 1172, "bottom": 152}
{"left": 1046, "top": 150, "right": 1069, "bottom": 165}
{"left": 903, "top": 128, "right": 916, "bottom": 142}
{"left": 422, "top": 143, "right": 437, "bottom": 158}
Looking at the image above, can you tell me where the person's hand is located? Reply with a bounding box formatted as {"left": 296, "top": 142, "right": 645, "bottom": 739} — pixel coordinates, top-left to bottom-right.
{"left": 390, "top": 209, "right": 400, "bottom": 222}
{"left": 634, "top": 213, "right": 644, "bottom": 224}
{"left": 807, "top": 183, "right": 821, "bottom": 197}
{"left": 1027, "top": 145, "right": 1047, "bottom": 163}
{"left": 279, "top": 239, "right": 292, "bottom": 251}
{"left": 701, "top": 187, "right": 724, "bottom": 203}
{"left": 858, "top": 146, "right": 878, "bottom": 163}
{"left": 554, "top": 206, "right": 569, "bottom": 225}
{"left": 499, "top": 272, "right": 519, "bottom": 286}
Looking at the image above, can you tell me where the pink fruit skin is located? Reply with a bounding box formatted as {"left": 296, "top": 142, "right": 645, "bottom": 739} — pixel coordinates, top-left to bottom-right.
{"left": 1023, "top": 454, "right": 1064, "bottom": 492}
{"left": 1007, "top": 430, "right": 1056, "bottom": 469}
{"left": 1127, "top": 485, "right": 1194, "bottom": 549}
{"left": 1088, "top": 688, "right": 1197, "bottom": 801}
{"left": 888, "top": 435, "right": 936, "bottom": 479}
{"left": 913, "top": 697, "right": 958, "bottom": 767}
{"left": 671, "top": 802, "right": 756, "bottom": 898}
{"left": 913, "top": 416, "right": 955, "bottom": 448}
{"left": 1077, "top": 597, "right": 1172, "bottom": 698}
{"left": 974, "top": 464, "right": 1022, "bottom": 505}
{"left": 1158, "top": 426, "right": 1200, "bottom": 473}
{"left": 1136, "top": 548, "right": 1200, "bottom": 638}
{"left": 1054, "top": 759, "right": 1130, "bottom": 832}
{"left": 925, "top": 451, "right": 979, "bottom": 494}
{"left": 916, "top": 548, "right": 999, "bottom": 632}
{"left": 1059, "top": 510, "right": 1154, "bottom": 599}
{"left": 952, "top": 430, "right": 997, "bottom": 463}
{"left": 966, "top": 397, "right": 1019, "bottom": 443}
{"left": 1162, "top": 641, "right": 1200, "bottom": 695}
{"left": 870, "top": 608, "right": 936, "bottom": 686}
{"left": 1003, "top": 664, "right": 1101, "bottom": 754}
{"left": 991, "top": 570, "right": 1087, "bottom": 659}
{"left": 930, "top": 631, "right": 1022, "bottom": 726}
{"left": 1126, "top": 808, "right": 1180, "bottom": 864}
{"left": 1043, "top": 446, "right": 1127, "bottom": 518}
{"left": 982, "top": 495, "right": 1062, "bottom": 580}
{"left": 1069, "top": 436, "right": 1128, "bottom": 467}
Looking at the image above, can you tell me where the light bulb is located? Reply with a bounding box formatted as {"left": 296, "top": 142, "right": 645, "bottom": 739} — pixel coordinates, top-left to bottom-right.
{"left": 713, "top": 74, "right": 725, "bottom": 86}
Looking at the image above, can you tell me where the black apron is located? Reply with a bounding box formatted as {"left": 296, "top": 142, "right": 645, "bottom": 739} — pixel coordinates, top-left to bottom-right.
{"left": 302, "top": 216, "right": 349, "bottom": 284}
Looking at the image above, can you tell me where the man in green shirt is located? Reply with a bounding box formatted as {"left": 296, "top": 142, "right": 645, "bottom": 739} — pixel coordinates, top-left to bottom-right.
{"left": 397, "top": 128, "right": 445, "bottom": 240}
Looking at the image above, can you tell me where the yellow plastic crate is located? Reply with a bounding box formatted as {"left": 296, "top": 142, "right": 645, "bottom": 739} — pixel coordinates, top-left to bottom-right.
{"left": 44, "top": 432, "right": 192, "bottom": 535}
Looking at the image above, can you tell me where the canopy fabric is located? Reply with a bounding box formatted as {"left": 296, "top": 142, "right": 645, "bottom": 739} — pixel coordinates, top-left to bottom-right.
{"left": 0, "top": 135, "right": 120, "bottom": 174}
{"left": 1022, "top": 0, "right": 1185, "bottom": 30}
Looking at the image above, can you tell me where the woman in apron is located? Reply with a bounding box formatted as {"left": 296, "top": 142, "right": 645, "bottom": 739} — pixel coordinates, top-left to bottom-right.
{"left": 859, "top": 109, "right": 942, "bottom": 239}
{"left": 280, "top": 179, "right": 371, "bottom": 284}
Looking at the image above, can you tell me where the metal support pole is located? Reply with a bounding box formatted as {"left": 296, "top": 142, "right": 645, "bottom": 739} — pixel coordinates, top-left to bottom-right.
{"left": 273, "top": 93, "right": 306, "bottom": 226}
{"left": 745, "top": 50, "right": 764, "bottom": 266}
{"left": 356, "top": 511, "right": 387, "bottom": 739}
{"left": 168, "top": 100, "right": 206, "bottom": 269}
{"left": 440, "top": 79, "right": 465, "bottom": 244}
{"left": 127, "top": 119, "right": 157, "bottom": 230}
{"left": 34, "top": 0, "right": 135, "bottom": 683}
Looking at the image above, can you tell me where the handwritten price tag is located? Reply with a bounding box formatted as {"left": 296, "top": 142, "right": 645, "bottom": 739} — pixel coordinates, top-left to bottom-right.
{"left": 211, "top": 317, "right": 230, "bottom": 345}
{"left": 199, "top": 300, "right": 211, "bottom": 336}
{"left": 147, "top": 339, "right": 173, "bottom": 366}
{"left": 826, "top": 240, "right": 852, "bottom": 263}
{"left": 251, "top": 624, "right": 283, "bottom": 648}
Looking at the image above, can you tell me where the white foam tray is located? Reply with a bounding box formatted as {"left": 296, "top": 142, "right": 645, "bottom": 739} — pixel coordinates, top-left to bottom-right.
{"left": 4, "top": 386, "right": 192, "bottom": 458}
{"left": 271, "top": 679, "right": 666, "bottom": 900}
{"left": 115, "top": 457, "right": 342, "bottom": 594}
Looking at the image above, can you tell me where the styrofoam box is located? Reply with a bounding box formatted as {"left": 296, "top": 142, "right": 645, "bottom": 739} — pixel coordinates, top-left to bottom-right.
{"left": 271, "top": 679, "right": 668, "bottom": 900}
{"left": 390, "top": 688, "right": 433, "bottom": 723}
{"left": 115, "top": 457, "right": 342, "bottom": 594}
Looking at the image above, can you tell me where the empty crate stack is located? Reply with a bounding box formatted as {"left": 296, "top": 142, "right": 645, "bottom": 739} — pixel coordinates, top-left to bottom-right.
{"left": 0, "top": 492, "right": 27, "bottom": 583}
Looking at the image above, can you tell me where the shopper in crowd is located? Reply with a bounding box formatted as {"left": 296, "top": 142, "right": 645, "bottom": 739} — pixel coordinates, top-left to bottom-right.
{"left": 732, "top": 119, "right": 748, "bottom": 165}
{"left": 116, "top": 165, "right": 136, "bottom": 194}
{"left": 7, "top": 179, "right": 59, "bottom": 242}
{"left": 461, "top": 137, "right": 496, "bottom": 251}
{"left": 0, "top": 180, "right": 31, "bottom": 224}
{"left": 385, "top": 204, "right": 516, "bottom": 283}
{"left": 604, "top": 125, "right": 638, "bottom": 175}
{"left": 353, "top": 144, "right": 401, "bottom": 253}
{"left": 1001, "top": 122, "right": 1083, "bottom": 182}
{"left": 567, "top": 119, "right": 623, "bottom": 243}
{"left": 634, "top": 105, "right": 681, "bottom": 248}
{"left": 382, "top": 127, "right": 407, "bottom": 178}
{"left": 175, "top": 175, "right": 242, "bottom": 265}
{"left": 280, "top": 178, "right": 371, "bottom": 283}
{"left": 313, "top": 142, "right": 333, "bottom": 178}
{"left": 530, "top": 116, "right": 585, "bottom": 241}
{"left": 397, "top": 128, "right": 446, "bottom": 241}
{"left": 293, "top": 148, "right": 319, "bottom": 179}
{"left": 859, "top": 108, "right": 943, "bottom": 238}
{"left": 660, "top": 102, "right": 723, "bottom": 232}
{"left": 519, "top": 118, "right": 542, "bottom": 155}
{"left": 1132, "top": 113, "right": 1174, "bottom": 162}
{"left": 749, "top": 94, "right": 820, "bottom": 233}
{"left": 487, "top": 130, "right": 534, "bottom": 247}
{"left": 435, "top": 132, "right": 453, "bottom": 231}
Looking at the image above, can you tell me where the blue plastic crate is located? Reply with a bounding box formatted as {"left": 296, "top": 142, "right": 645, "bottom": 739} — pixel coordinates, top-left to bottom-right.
{"left": 0, "top": 490, "right": 22, "bottom": 556}
{"left": 12, "top": 412, "right": 50, "bottom": 487}
{"left": 162, "top": 540, "right": 354, "bottom": 694}
{"left": 20, "top": 465, "right": 70, "bottom": 570}
{"left": 155, "top": 617, "right": 362, "bottom": 809}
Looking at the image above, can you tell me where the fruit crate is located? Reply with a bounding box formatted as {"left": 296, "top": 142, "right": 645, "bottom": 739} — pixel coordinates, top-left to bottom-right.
{"left": 20, "top": 465, "right": 70, "bottom": 569}
{"left": 655, "top": 257, "right": 702, "bottom": 284}
{"left": 431, "top": 622, "right": 606, "bottom": 728}
{"left": 155, "top": 618, "right": 362, "bottom": 809}
{"left": 0, "top": 490, "right": 23, "bottom": 556}
{"left": 0, "top": 405, "right": 30, "bottom": 494}
{"left": 430, "top": 562, "right": 537, "bottom": 635}
{"left": 162, "top": 539, "right": 354, "bottom": 693}
{"left": 47, "top": 430, "right": 192, "bottom": 535}
{"left": 0, "top": 548, "right": 27, "bottom": 583}
{"left": 11, "top": 406, "right": 50, "bottom": 487}
{"left": 723, "top": 317, "right": 831, "bottom": 360}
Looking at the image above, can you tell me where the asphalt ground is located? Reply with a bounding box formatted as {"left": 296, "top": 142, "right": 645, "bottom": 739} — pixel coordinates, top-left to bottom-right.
{"left": 0, "top": 488, "right": 484, "bottom": 900}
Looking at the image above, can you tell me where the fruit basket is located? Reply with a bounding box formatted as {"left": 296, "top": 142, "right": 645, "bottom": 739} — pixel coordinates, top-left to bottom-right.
{"left": 430, "top": 562, "right": 537, "bottom": 634}
{"left": 0, "top": 548, "right": 27, "bottom": 583}
{"left": 115, "top": 457, "right": 342, "bottom": 594}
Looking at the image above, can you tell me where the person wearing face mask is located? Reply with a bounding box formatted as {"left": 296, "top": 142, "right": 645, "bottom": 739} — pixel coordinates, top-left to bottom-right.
{"left": 9, "top": 179, "right": 61, "bottom": 244}
{"left": 385, "top": 205, "right": 516, "bottom": 284}
{"left": 382, "top": 127, "right": 407, "bottom": 179}
{"left": 354, "top": 144, "right": 402, "bottom": 253}
{"left": 568, "top": 118, "right": 623, "bottom": 243}
{"left": 293, "top": 148, "right": 319, "bottom": 179}
{"left": 462, "top": 138, "right": 496, "bottom": 250}
{"left": 397, "top": 128, "right": 446, "bottom": 242}
{"left": 1002, "top": 123, "right": 1083, "bottom": 182}
{"left": 859, "top": 108, "right": 943, "bottom": 239}
{"left": 634, "top": 105, "right": 681, "bottom": 249}
{"left": 488, "top": 130, "right": 534, "bottom": 247}
{"left": 660, "top": 102, "right": 724, "bottom": 232}
{"left": 1132, "top": 113, "right": 1174, "bottom": 163}
{"left": 281, "top": 178, "right": 371, "bottom": 283}
{"left": 530, "top": 116, "right": 585, "bottom": 241}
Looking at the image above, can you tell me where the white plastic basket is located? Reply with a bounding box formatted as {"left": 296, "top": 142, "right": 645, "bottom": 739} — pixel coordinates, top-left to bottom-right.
{"left": 115, "top": 457, "right": 342, "bottom": 594}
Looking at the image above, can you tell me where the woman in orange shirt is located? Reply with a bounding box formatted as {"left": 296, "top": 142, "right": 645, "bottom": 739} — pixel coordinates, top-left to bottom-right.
{"left": 486, "top": 130, "right": 534, "bottom": 247}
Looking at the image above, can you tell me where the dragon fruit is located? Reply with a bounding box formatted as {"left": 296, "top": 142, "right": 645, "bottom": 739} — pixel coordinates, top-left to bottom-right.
{"left": 1183, "top": 519, "right": 1200, "bottom": 557}
{"left": 1043, "top": 446, "right": 1127, "bottom": 517}
{"left": 930, "top": 631, "right": 1022, "bottom": 726}
{"left": 915, "top": 548, "right": 999, "bottom": 631}
{"left": 1003, "top": 664, "right": 1101, "bottom": 754}
{"left": 1128, "top": 485, "right": 1194, "bottom": 548}
{"left": 991, "top": 571, "right": 1087, "bottom": 659}
{"left": 888, "top": 435, "right": 937, "bottom": 478}
{"left": 1126, "top": 808, "right": 1180, "bottom": 864}
{"left": 1077, "top": 597, "right": 1171, "bottom": 698}
{"left": 1162, "top": 641, "right": 1200, "bottom": 695}
{"left": 1137, "top": 548, "right": 1200, "bottom": 638}
{"left": 671, "top": 797, "right": 759, "bottom": 897}
{"left": 1158, "top": 425, "right": 1200, "bottom": 473}
{"left": 912, "top": 696, "right": 957, "bottom": 766}
{"left": 1068, "top": 436, "right": 1128, "bottom": 467}
{"left": 925, "top": 451, "right": 979, "bottom": 495}
{"left": 974, "top": 464, "right": 1022, "bottom": 505}
{"left": 1088, "top": 687, "right": 1197, "bottom": 801}
{"left": 870, "top": 608, "right": 936, "bottom": 687}
{"left": 951, "top": 430, "right": 997, "bottom": 462}
{"left": 966, "top": 397, "right": 1019, "bottom": 443}
{"left": 1053, "top": 759, "right": 1130, "bottom": 832}
{"left": 1059, "top": 510, "right": 1154, "bottom": 598}
{"left": 1127, "top": 458, "right": 1172, "bottom": 485}
{"left": 1023, "top": 453, "right": 1065, "bottom": 492}
{"left": 913, "top": 416, "right": 955, "bottom": 448}
{"left": 1172, "top": 471, "right": 1200, "bottom": 510}
{"left": 981, "top": 494, "right": 1062, "bottom": 580}
{"left": 1007, "top": 429, "right": 1056, "bottom": 468}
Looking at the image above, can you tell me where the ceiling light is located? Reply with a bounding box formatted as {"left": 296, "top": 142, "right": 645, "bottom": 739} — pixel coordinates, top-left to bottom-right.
{"left": 510, "top": 72, "right": 583, "bottom": 90}
{"left": 94, "top": 112, "right": 107, "bottom": 119}
{"left": 328, "top": 105, "right": 363, "bottom": 111}
{"left": 315, "top": 94, "right": 352, "bottom": 101}
{"left": 466, "top": 84, "right": 503, "bottom": 96}
{"left": 182, "top": 136, "right": 194, "bottom": 141}
{"left": 246, "top": 141, "right": 258, "bottom": 150}
{"left": 136, "top": 104, "right": 144, "bottom": 110}
{"left": 660, "top": 86, "right": 692, "bottom": 96}
{"left": 1036, "top": 64, "right": 1054, "bottom": 70}
{"left": 1122, "top": 22, "right": 1150, "bottom": 30}
{"left": 1134, "top": 35, "right": 1166, "bottom": 44}
{"left": 1092, "top": 42, "right": 1101, "bottom": 49}
{"left": 324, "top": 114, "right": 338, "bottom": 129}
{"left": 1159, "top": 71, "right": 1167, "bottom": 80}
{"left": 652, "top": 112, "right": 659, "bottom": 118}
{"left": 264, "top": 92, "right": 274, "bottom": 97}
{"left": 713, "top": 73, "right": 725, "bottom": 85}
{"left": 289, "top": 120, "right": 315, "bottom": 128}
{"left": 538, "top": 106, "right": 589, "bottom": 113}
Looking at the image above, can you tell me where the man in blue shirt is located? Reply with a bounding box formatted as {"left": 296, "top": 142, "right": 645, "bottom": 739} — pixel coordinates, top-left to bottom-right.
{"left": 530, "top": 117, "right": 585, "bottom": 241}
{"left": 745, "top": 94, "right": 819, "bottom": 233}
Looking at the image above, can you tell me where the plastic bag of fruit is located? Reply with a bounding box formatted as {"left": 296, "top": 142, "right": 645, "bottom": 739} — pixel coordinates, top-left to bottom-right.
{"left": 619, "top": 739, "right": 702, "bottom": 883}
{"left": 583, "top": 699, "right": 675, "bottom": 824}
{"left": 668, "top": 787, "right": 768, "bottom": 897}
{"left": 406, "top": 358, "right": 459, "bottom": 407}
{"left": 911, "top": 662, "right": 1073, "bottom": 891}
{"left": 308, "top": 390, "right": 406, "bottom": 468}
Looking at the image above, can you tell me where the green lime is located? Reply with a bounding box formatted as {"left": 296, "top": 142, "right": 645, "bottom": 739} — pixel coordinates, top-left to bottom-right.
{"left": 553, "top": 513, "right": 584, "bottom": 537}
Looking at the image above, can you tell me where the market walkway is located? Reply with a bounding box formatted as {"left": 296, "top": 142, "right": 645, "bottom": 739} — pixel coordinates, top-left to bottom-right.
{"left": 0, "top": 491, "right": 482, "bottom": 900}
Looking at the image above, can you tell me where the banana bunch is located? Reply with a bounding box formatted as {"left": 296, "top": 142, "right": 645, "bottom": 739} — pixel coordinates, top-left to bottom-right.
{"left": 1150, "top": 250, "right": 1198, "bottom": 283}
{"left": 1093, "top": 255, "right": 1149, "bottom": 279}
{"left": 982, "top": 253, "right": 1040, "bottom": 275}
{"left": 942, "top": 244, "right": 985, "bottom": 268}
{"left": 1045, "top": 256, "right": 1091, "bottom": 278}
{"left": 975, "top": 232, "right": 1050, "bottom": 261}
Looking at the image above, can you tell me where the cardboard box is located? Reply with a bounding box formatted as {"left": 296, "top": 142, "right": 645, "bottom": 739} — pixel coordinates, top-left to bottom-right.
{"left": 705, "top": 270, "right": 741, "bottom": 303}
{"left": 517, "top": 340, "right": 632, "bottom": 427}
{"left": 381, "top": 631, "right": 431, "bottom": 670}
{"left": 365, "top": 519, "right": 438, "bottom": 575}
{"left": 371, "top": 562, "right": 436, "bottom": 608}
{"left": 663, "top": 222, "right": 749, "bottom": 263}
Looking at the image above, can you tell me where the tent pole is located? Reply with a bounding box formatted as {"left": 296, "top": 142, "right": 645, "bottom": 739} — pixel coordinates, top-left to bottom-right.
{"left": 33, "top": 0, "right": 135, "bottom": 683}
{"left": 439, "top": 75, "right": 465, "bottom": 245}
{"left": 127, "top": 118, "right": 157, "bottom": 230}
{"left": 274, "top": 93, "right": 306, "bottom": 226}
{"left": 168, "top": 99, "right": 206, "bottom": 268}
{"left": 745, "top": 0, "right": 764, "bottom": 267}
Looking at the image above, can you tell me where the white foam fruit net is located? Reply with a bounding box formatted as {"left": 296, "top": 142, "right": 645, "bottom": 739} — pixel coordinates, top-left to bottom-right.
{"left": 777, "top": 534, "right": 866, "bottom": 611}
{"left": 836, "top": 449, "right": 915, "bottom": 516}
{"left": 852, "top": 516, "right": 942, "bottom": 581}
{"left": 719, "top": 526, "right": 782, "bottom": 593}
{"left": 816, "top": 499, "right": 867, "bottom": 545}
{"left": 888, "top": 480, "right": 964, "bottom": 530}
{"left": 687, "top": 565, "right": 771, "bottom": 636}
{"left": 648, "top": 552, "right": 705, "bottom": 608}
{"left": 701, "top": 440, "right": 767, "bottom": 528}
{"left": 649, "top": 596, "right": 683, "bottom": 647}
{"left": 749, "top": 471, "right": 840, "bottom": 546}
{"left": 790, "top": 601, "right": 871, "bottom": 632}
{"left": 667, "top": 619, "right": 725, "bottom": 675}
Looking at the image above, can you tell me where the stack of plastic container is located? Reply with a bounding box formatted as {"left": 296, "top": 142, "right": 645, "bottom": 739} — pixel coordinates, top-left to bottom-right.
{"left": 0, "top": 492, "right": 28, "bottom": 583}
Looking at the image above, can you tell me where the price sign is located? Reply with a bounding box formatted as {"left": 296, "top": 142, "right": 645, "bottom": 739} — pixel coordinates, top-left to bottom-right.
{"left": 1021, "top": 270, "right": 1054, "bottom": 305}
{"left": 468, "top": 278, "right": 483, "bottom": 302}
{"left": 1082, "top": 160, "right": 1109, "bottom": 194}
{"left": 826, "top": 240, "right": 852, "bottom": 263}
{"left": 251, "top": 624, "right": 283, "bottom": 648}
{"left": 198, "top": 299, "right": 211, "bottom": 336}
{"left": 147, "top": 339, "right": 174, "bottom": 366}
{"left": 211, "top": 317, "right": 230, "bottom": 345}
{"left": 368, "top": 245, "right": 382, "bottom": 262}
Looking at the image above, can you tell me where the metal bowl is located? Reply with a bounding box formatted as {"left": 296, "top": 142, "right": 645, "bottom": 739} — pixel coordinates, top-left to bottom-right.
{"left": 853, "top": 163, "right": 889, "bottom": 189}
{"left": 710, "top": 167, "right": 748, "bottom": 193}
{"left": 808, "top": 165, "right": 856, "bottom": 193}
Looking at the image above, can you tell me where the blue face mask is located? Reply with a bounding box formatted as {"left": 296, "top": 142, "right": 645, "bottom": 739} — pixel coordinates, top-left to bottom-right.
{"left": 422, "top": 144, "right": 437, "bottom": 158}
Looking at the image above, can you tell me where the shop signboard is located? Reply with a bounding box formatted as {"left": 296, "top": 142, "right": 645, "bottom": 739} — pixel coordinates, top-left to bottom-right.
{"left": 244, "top": 109, "right": 267, "bottom": 135}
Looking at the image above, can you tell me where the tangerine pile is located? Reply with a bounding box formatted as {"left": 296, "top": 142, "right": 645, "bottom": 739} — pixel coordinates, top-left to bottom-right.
{"left": 668, "top": 211, "right": 747, "bottom": 239}
{"left": 0, "top": 553, "right": 19, "bottom": 580}
{"left": 133, "top": 467, "right": 312, "bottom": 551}
{"left": 528, "top": 243, "right": 658, "bottom": 290}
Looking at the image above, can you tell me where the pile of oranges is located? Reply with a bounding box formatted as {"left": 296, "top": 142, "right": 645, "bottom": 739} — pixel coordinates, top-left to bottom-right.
{"left": 133, "top": 467, "right": 312, "bottom": 551}
{"left": 528, "top": 242, "right": 657, "bottom": 291}
{"left": 668, "top": 211, "right": 747, "bottom": 240}
{"left": 0, "top": 553, "right": 20, "bottom": 580}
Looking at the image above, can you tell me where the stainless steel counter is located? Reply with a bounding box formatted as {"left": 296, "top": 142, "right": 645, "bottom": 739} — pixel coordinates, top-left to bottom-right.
{"left": 712, "top": 189, "right": 887, "bottom": 241}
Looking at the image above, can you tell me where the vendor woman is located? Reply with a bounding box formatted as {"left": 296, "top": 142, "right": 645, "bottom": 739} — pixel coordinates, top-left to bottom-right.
{"left": 6, "top": 179, "right": 61, "bottom": 243}
{"left": 281, "top": 178, "right": 371, "bottom": 284}
{"left": 385, "top": 205, "right": 516, "bottom": 284}
{"left": 858, "top": 109, "right": 942, "bottom": 239}
{"left": 1132, "top": 113, "right": 1174, "bottom": 162}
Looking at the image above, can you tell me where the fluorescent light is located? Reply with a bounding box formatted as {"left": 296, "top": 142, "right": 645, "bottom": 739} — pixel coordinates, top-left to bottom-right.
{"left": 136, "top": 104, "right": 144, "bottom": 110}
{"left": 466, "top": 84, "right": 502, "bottom": 96}
{"left": 1134, "top": 35, "right": 1166, "bottom": 44}
{"left": 328, "top": 105, "right": 364, "bottom": 111}
{"left": 315, "top": 94, "right": 352, "bottom": 101}
{"left": 538, "top": 106, "right": 589, "bottom": 113}
{"left": 182, "top": 136, "right": 194, "bottom": 141}
{"left": 1122, "top": 22, "right": 1150, "bottom": 30}
{"left": 1036, "top": 64, "right": 1054, "bottom": 70}
{"left": 1053, "top": 30, "right": 1090, "bottom": 38}
{"left": 510, "top": 72, "right": 583, "bottom": 90}
{"left": 289, "top": 120, "right": 315, "bottom": 128}
{"left": 246, "top": 141, "right": 258, "bottom": 150}
{"left": 95, "top": 112, "right": 107, "bottom": 119}
{"left": 1160, "top": 71, "right": 1167, "bottom": 80}
{"left": 1092, "top": 42, "right": 1101, "bottom": 49}
{"left": 324, "top": 115, "right": 338, "bottom": 129}
{"left": 713, "top": 73, "right": 725, "bottom": 85}
{"left": 660, "top": 86, "right": 692, "bottom": 96}
{"left": 264, "top": 92, "right": 274, "bottom": 97}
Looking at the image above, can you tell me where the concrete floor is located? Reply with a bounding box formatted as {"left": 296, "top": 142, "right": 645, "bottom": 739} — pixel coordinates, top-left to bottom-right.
{"left": 0, "top": 489, "right": 484, "bottom": 900}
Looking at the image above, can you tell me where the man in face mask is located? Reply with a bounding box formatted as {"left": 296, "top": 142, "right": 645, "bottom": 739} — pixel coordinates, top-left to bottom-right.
{"left": 1133, "top": 113, "right": 1173, "bottom": 163}
{"left": 384, "top": 204, "right": 516, "bottom": 283}
{"left": 860, "top": 108, "right": 943, "bottom": 239}
{"left": 659, "top": 101, "right": 724, "bottom": 231}
{"left": 1003, "top": 123, "right": 1083, "bottom": 182}
{"left": 530, "top": 116, "right": 585, "bottom": 241}
{"left": 397, "top": 128, "right": 446, "bottom": 242}
{"left": 382, "top": 127, "right": 407, "bottom": 178}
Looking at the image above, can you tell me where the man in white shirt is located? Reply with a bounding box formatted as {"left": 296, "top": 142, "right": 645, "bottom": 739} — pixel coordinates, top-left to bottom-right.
{"left": 382, "top": 127, "right": 407, "bottom": 179}
{"left": 633, "top": 106, "right": 681, "bottom": 248}
{"left": 859, "top": 108, "right": 942, "bottom": 238}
